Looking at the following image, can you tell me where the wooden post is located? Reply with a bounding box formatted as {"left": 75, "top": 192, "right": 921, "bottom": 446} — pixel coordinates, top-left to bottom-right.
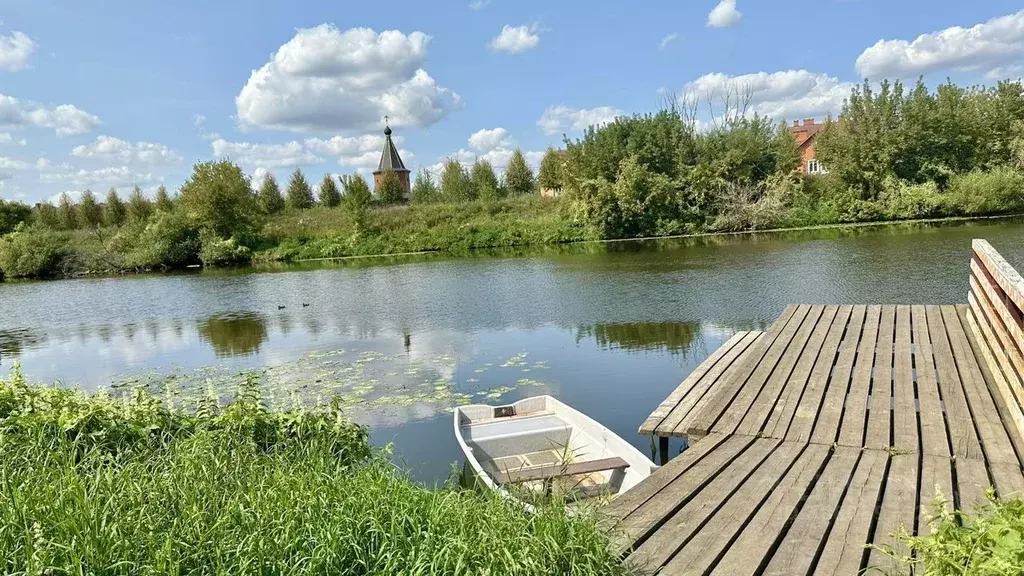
{"left": 659, "top": 436, "right": 670, "bottom": 466}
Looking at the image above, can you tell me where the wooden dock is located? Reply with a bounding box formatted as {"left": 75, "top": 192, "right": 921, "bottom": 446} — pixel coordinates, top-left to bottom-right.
{"left": 612, "top": 240, "right": 1024, "bottom": 575}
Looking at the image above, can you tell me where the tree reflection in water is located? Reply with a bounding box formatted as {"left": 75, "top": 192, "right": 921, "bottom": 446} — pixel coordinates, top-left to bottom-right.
{"left": 577, "top": 322, "right": 702, "bottom": 357}
{"left": 197, "top": 313, "right": 269, "bottom": 358}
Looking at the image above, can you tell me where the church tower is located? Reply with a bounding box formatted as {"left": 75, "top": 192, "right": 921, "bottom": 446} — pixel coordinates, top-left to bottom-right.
{"left": 372, "top": 120, "right": 411, "bottom": 198}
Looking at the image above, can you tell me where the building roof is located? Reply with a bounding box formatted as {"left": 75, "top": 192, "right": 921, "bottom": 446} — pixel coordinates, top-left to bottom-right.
{"left": 375, "top": 125, "right": 409, "bottom": 174}
{"left": 788, "top": 119, "right": 824, "bottom": 147}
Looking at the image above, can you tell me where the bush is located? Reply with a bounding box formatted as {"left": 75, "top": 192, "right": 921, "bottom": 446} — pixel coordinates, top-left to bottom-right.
{"left": 0, "top": 199, "right": 31, "bottom": 235}
{"left": 944, "top": 167, "right": 1024, "bottom": 216}
{"left": 117, "top": 209, "right": 201, "bottom": 269}
{"left": 878, "top": 179, "right": 945, "bottom": 220}
{"left": 0, "top": 225, "right": 72, "bottom": 279}
{"left": 179, "top": 161, "right": 263, "bottom": 243}
{"left": 200, "top": 234, "right": 254, "bottom": 267}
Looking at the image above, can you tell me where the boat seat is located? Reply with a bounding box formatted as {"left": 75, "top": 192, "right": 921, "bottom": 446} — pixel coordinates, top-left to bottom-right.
{"left": 494, "top": 456, "right": 630, "bottom": 484}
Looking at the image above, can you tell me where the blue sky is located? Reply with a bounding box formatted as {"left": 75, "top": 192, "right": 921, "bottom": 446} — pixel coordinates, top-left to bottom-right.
{"left": 1, "top": 1, "right": 1022, "bottom": 203}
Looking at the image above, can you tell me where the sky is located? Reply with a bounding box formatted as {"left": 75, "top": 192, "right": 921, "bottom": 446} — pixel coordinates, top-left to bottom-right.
{"left": 1, "top": 0, "right": 1023, "bottom": 204}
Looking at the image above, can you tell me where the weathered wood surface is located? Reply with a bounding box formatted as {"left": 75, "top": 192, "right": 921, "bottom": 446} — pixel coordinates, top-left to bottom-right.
{"left": 494, "top": 456, "right": 629, "bottom": 484}
{"left": 623, "top": 290, "right": 1024, "bottom": 574}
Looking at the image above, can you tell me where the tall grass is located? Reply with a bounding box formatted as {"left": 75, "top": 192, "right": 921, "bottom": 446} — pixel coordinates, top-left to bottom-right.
{"left": 0, "top": 366, "right": 628, "bottom": 575}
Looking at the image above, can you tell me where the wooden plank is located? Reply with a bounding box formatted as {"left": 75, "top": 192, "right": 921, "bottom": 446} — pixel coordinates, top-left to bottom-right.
{"left": 837, "top": 305, "right": 882, "bottom": 448}
{"left": 811, "top": 306, "right": 867, "bottom": 445}
{"left": 964, "top": 308, "right": 1024, "bottom": 467}
{"left": 866, "top": 453, "right": 917, "bottom": 576}
{"left": 971, "top": 259, "right": 1024, "bottom": 379}
{"left": 609, "top": 435, "right": 752, "bottom": 553}
{"left": 785, "top": 306, "right": 854, "bottom": 443}
{"left": 943, "top": 306, "right": 1018, "bottom": 465}
{"left": 604, "top": 432, "right": 731, "bottom": 523}
{"left": 918, "top": 455, "right": 954, "bottom": 538}
{"left": 639, "top": 331, "right": 750, "bottom": 436}
{"left": 627, "top": 439, "right": 781, "bottom": 572}
{"left": 866, "top": 305, "right": 896, "bottom": 451}
{"left": 656, "top": 442, "right": 807, "bottom": 575}
{"left": 684, "top": 305, "right": 810, "bottom": 438}
{"left": 494, "top": 456, "right": 629, "bottom": 484}
{"left": 892, "top": 306, "right": 918, "bottom": 454}
{"left": 926, "top": 305, "right": 984, "bottom": 461}
{"left": 912, "top": 305, "right": 951, "bottom": 459}
{"left": 760, "top": 306, "right": 841, "bottom": 438}
{"left": 956, "top": 458, "right": 991, "bottom": 517}
{"left": 973, "top": 239, "right": 1024, "bottom": 316}
{"left": 813, "top": 449, "right": 889, "bottom": 576}
{"left": 989, "top": 461, "right": 1024, "bottom": 500}
{"left": 713, "top": 445, "right": 831, "bottom": 576}
{"left": 969, "top": 283, "right": 1024, "bottom": 410}
{"left": 762, "top": 448, "right": 862, "bottom": 576}
{"left": 733, "top": 305, "right": 829, "bottom": 437}
{"left": 662, "top": 333, "right": 766, "bottom": 438}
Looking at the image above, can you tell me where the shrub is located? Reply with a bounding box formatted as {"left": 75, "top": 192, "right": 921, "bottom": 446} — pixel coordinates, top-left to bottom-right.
{"left": 179, "top": 161, "right": 263, "bottom": 243}
{"left": 285, "top": 168, "right": 315, "bottom": 210}
{"left": 258, "top": 174, "right": 285, "bottom": 214}
{"left": 378, "top": 169, "right": 406, "bottom": 205}
{"left": 118, "top": 209, "right": 201, "bottom": 269}
{"left": 319, "top": 174, "right": 341, "bottom": 208}
{"left": 34, "top": 202, "right": 60, "bottom": 228}
{"left": 944, "top": 167, "right": 1024, "bottom": 216}
{"left": 878, "top": 179, "right": 944, "bottom": 220}
{"left": 505, "top": 148, "right": 536, "bottom": 196}
{"left": 0, "top": 199, "right": 31, "bottom": 235}
{"left": 0, "top": 225, "right": 72, "bottom": 278}
{"left": 200, "top": 234, "right": 253, "bottom": 267}
{"left": 78, "top": 189, "right": 103, "bottom": 227}
{"left": 104, "top": 188, "right": 127, "bottom": 227}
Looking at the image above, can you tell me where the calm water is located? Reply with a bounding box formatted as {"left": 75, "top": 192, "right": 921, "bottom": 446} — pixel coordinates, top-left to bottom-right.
{"left": 2, "top": 219, "right": 1023, "bottom": 482}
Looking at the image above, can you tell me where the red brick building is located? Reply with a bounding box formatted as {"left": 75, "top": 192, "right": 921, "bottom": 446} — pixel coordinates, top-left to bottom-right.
{"left": 373, "top": 124, "right": 411, "bottom": 198}
{"left": 788, "top": 118, "right": 826, "bottom": 175}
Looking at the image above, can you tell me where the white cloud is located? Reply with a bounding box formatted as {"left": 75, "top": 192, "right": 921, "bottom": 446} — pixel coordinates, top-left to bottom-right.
{"left": 0, "top": 31, "right": 36, "bottom": 72}
{"left": 236, "top": 25, "right": 460, "bottom": 132}
{"left": 987, "top": 64, "right": 1024, "bottom": 80}
{"left": 210, "top": 138, "right": 322, "bottom": 169}
{"left": 0, "top": 157, "right": 29, "bottom": 170}
{"left": 469, "top": 0, "right": 490, "bottom": 10}
{"left": 489, "top": 25, "right": 541, "bottom": 53}
{"left": 537, "top": 105, "right": 622, "bottom": 135}
{"left": 856, "top": 10, "right": 1024, "bottom": 79}
{"left": 468, "top": 127, "right": 511, "bottom": 153}
{"left": 683, "top": 70, "right": 853, "bottom": 121}
{"left": 251, "top": 167, "right": 270, "bottom": 190}
{"left": 39, "top": 165, "right": 158, "bottom": 188}
{"left": 707, "top": 0, "right": 742, "bottom": 28}
{"left": 659, "top": 33, "right": 679, "bottom": 50}
{"left": 72, "top": 135, "right": 183, "bottom": 165}
{"left": 0, "top": 93, "right": 100, "bottom": 136}
{"left": 0, "top": 132, "right": 26, "bottom": 146}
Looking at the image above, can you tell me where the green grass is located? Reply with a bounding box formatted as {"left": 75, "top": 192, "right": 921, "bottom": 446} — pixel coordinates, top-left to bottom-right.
{"left": 0, "top": 366, "right": 629, "bottom": 575}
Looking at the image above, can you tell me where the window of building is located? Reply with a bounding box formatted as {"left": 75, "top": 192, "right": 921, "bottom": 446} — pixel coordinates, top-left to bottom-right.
{"left": 807, "top": 159, "right": 820, "bottom": 174}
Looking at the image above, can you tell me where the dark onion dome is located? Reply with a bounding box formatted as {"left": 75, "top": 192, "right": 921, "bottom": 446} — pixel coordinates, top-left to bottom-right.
{"left": 384, "top": 125, "right": 392, "bottom": 136}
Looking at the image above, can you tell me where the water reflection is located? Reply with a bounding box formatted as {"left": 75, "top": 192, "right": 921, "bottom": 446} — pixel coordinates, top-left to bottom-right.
{"left": 577, "top": 322, "right": 702, "bottom": 356}
{"left": 196, "top": 313, "right": 269, "bottom": 358}
{"left": 0, "top": 328, "right": 45, "bottom": 361}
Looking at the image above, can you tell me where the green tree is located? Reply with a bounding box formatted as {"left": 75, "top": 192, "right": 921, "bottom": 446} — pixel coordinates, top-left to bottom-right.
{"left": 538, "top": 147, "right": 566, "bottom": 191}
{"left": 0, "top": 199, "right": 32, "bottom": 235}
{"left": 178, "top": 160, "right": 263, "bottom": 242}
{"left": 257, "top": 174, "right": 284, "bottom": 215}
{"left": 78, "top": 189, "right": 102, "bottom": 227}
{"left": 127, "top": 186, "right": 153, "bottom": 222}
{"left": 57, "top": 192, "right": 78, "bottom": 230}
{"left": 440, "top": 158, "right": 473, "bottom": 202}
{"left": 471, "top": 159, "right": 501, "bottom": 201}
{"left": 504, "top": 149, "right": 536, "bottom": 196}
{"left": 35, "top": 202, "right": 60, "bottom": 229}
{"left": 155, "top": 185, "right": 174, "bottom": 212}
{"left": 319, "top": 174, "right": 341, "bottom": 208}
{"left": 342, "top": 174, "right": 373, "bottom": 230}
{"left": 104, "top": 189, "right": 127, "bottom": 227}
{"left": 378, "top": 170, "right": 406, "bottom": 205}
{"left": 411, "top": 169, "right": 440, "bottom": 204}
{"left": 0, "top": 225, "right": 71, "bottom": 278}
{"left": 285, "top": 168, "right": 315, "bottom": 210}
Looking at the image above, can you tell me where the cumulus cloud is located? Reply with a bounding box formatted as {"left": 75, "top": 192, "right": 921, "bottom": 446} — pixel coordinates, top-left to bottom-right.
{"left": 0, "top": 93, "right": 100, "bottom": 136}
{"left": 856, "top": 10, "right": 1024, "bottom": 79}
{"left": 39, "top": 165, "right": 159, "bottom": 188}
{"left": 467, "top": 128, "right": 511, "bottom": 153}
{"left": 236, "top": 25, "right": 460, "bottom": 132}
{"left": 683, "top": 70, "right": 853, "bottom": 121}
{"left": 0, "top": 132, "right": 26, "bottom": 146}
{"left": 0, "top": 31, "right": 36, "bottom": 72}
{"left": 0, "top": 157, "right": 29, "bottom": 170}
{"left": 489, "top": 25, "right": 541, "bottom": 53}
{"left": 210, "top": 138, "right": 322, "bottom": 169}
{"left": 537, "top": 105, "right": 622, "bottom": 135}
{"left": 72, "top": 135, "right": 182, "bottom": 165}
{"left": 707, "top": 0, "right": 742, "bottom": 28}
{"left": 468, "top": 0, "right": 490, "bottom": 10}
{"left": 659, "top": 33, "right": 679, "bottom": 50}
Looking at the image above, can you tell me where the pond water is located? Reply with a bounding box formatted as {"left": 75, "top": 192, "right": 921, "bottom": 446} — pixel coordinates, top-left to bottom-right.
{"left": 2, "top": 219, "right": 1023, "bottom": 483}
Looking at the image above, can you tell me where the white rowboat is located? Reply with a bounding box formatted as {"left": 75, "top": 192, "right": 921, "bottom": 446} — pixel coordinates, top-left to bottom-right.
{"left": 454, "top": 395, "right": 656, "bottom": 507}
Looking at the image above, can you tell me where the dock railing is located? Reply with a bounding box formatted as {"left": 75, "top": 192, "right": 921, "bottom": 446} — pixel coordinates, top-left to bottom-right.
{"left": 967, "top": 238, "right": 1024, "bottom": 445}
